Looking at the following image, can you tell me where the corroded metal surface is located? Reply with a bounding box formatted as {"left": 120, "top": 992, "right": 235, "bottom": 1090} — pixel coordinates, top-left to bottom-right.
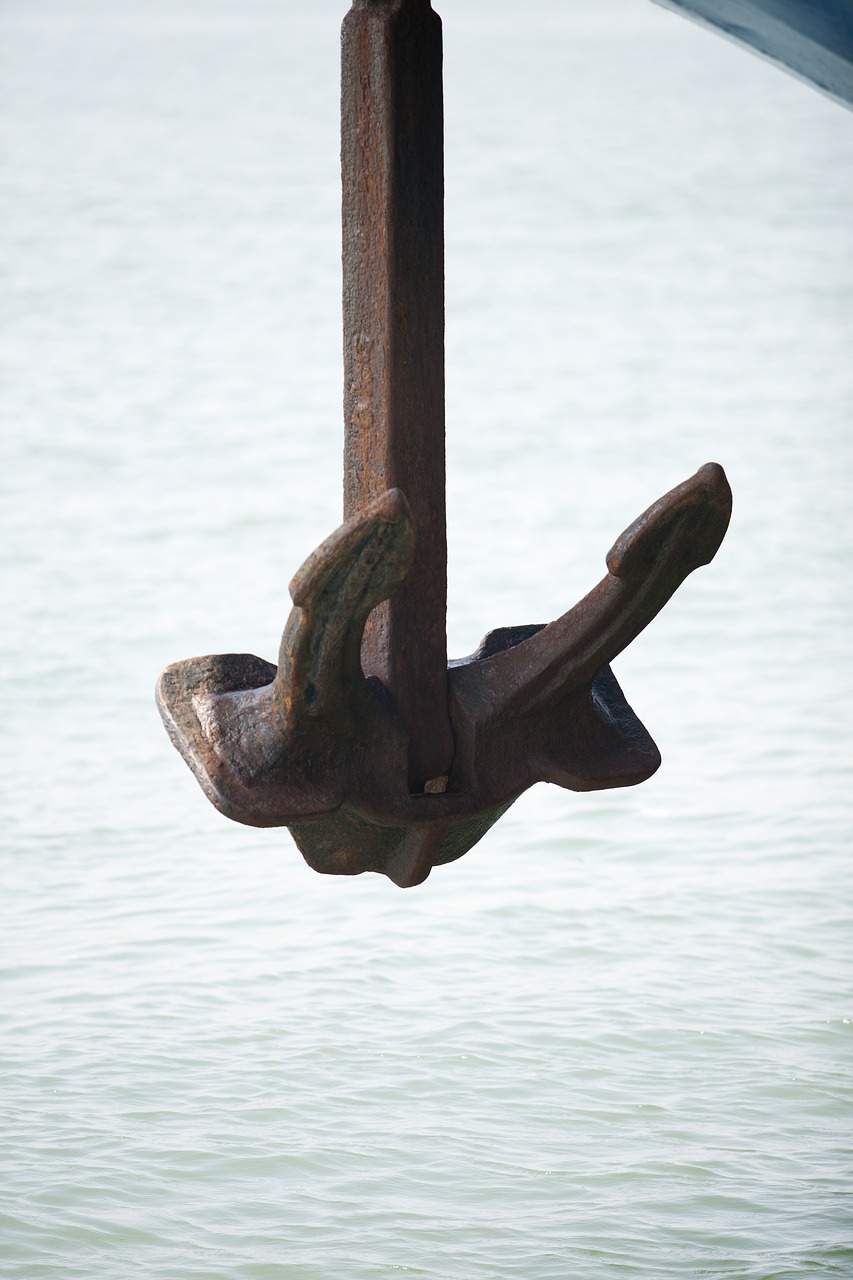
{"left": 157, "top": 0, "right": 733, "bottom": 887}
{"left": 342, "top": 0, "right": 451, "bottom": 790}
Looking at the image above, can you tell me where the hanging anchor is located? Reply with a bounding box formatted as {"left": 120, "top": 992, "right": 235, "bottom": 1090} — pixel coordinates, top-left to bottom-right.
{"left": 157, "top": 0, "right": 732, "bottom": 888}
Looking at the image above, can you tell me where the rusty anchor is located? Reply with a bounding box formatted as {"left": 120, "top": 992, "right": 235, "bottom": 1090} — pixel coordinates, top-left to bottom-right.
{"left": 157, "top": 0, "right": 732, "bottom": 889}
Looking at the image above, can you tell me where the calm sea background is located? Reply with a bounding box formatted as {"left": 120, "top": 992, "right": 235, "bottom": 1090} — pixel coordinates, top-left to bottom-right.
{"left": 2, "top": 1, "right": 852, "bottom": 1276}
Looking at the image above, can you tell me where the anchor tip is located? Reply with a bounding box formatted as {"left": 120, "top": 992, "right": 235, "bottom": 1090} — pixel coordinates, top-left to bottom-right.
{"left": 372, "top": 486, "right": 411, "bottom": 526}
{"left": 606, "top": 462, "right": 732, "bottom": 580}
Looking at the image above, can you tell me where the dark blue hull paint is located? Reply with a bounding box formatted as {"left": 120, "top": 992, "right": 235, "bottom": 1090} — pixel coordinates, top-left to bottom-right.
{"left": 652, "top": 0, "right": 853, "bottom": 108}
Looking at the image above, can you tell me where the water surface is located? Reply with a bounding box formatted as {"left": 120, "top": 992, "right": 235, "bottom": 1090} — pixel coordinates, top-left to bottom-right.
{"left": 2, "top": 1, "right": 852, "bottom": 1276}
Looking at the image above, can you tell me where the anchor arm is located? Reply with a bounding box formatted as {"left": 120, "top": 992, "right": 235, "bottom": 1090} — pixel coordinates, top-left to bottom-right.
{"left": 452, "top": 462, "right": 732, "bottom": 723}
{"left": 156, "top": 490, "right": 416, "bottom": 828}
{"left": 277, "top": 487, "right": 415, "bottom": 723}
{"left": 445, "top": 463, "right": 732, "bottom": 802}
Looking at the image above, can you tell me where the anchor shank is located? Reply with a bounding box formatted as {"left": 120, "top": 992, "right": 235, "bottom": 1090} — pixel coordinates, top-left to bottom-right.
{"left": 341, "top": 0, "right": 453, "bottom": 791}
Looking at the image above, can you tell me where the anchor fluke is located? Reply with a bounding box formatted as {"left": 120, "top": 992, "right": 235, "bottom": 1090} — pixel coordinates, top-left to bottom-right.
{"left": 156, "top": 488, "right": 416, "bottom": 829}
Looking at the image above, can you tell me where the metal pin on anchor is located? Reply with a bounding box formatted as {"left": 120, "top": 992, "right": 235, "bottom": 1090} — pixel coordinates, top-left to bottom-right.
{"left": 157, "top": 0, "right": 732, "bottom": 888}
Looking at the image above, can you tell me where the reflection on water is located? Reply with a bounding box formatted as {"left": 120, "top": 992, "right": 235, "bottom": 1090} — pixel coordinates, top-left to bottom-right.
{"left": 2, "top": 1, "right": 852, "bottom": 1276}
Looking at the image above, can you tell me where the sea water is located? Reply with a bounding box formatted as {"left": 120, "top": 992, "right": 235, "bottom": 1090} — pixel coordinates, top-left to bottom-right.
{"left": 2, "top": 1, "right": 852, "bottom": 1276}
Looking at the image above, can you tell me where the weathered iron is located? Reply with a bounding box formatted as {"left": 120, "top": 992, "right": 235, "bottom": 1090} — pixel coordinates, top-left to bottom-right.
{"left": 157, "top": 0, "right": 732, "bottom": 888}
